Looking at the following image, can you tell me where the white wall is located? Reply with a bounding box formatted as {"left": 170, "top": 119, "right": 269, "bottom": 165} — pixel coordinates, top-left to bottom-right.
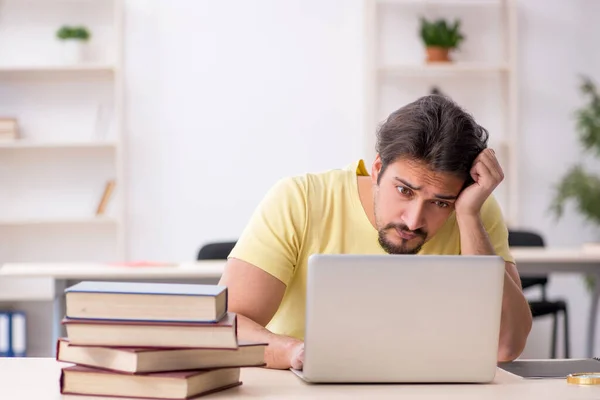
{"left": 125, "top": 1, "right": 600, "bottom": 358}
{"left": 125, "top": 0, "right": 364, "bottom": 261}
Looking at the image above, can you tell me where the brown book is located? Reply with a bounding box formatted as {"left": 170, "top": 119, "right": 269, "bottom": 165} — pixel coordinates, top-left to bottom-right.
{"left": 56, "top": 338, "right": 266, "bottom": 374}
{"left": 0, "top": 118, "right": 17, "bottom": 129}
{"left": 62, "top": 313, "right": 238, "bottom": 349}
{"left": 0, "top": 118, "right": 17, "bottom": 139}
{"left": 96, "top": 180, "right": 116, "bottom": 215}
{"left": 65, "top": 281, "right": 228, "bottom": 323}
{"left": 60, "top": 365, "right": 242, "bottom": 399}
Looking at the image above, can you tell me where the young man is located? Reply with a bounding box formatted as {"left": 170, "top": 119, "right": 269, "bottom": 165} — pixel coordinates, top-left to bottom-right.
{"left": 219, "top": 95, "right": 533, "bottom": 370}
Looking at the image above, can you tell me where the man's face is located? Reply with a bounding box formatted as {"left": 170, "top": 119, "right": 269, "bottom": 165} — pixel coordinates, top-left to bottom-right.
{"left": 371, "top": 156, "right": 465, "bottom": 254}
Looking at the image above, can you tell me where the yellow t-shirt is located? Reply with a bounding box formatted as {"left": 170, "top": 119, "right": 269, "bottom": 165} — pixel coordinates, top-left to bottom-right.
{"left": 229, "top": 160, "right": 514, "bottom": 340}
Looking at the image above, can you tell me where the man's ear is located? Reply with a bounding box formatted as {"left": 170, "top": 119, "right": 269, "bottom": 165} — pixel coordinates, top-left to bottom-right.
{"left": 372, "top": 155, "right": 383, "bottom": 185}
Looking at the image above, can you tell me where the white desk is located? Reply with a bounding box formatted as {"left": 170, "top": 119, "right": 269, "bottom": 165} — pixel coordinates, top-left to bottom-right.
{"left": 512, "top": 247, "right": 600, "bottom": 358}
{"left": 1, "top": 358, "right": 597, "bottom": 400}
{"left": 0, "top": 261, "right": 225, "bottom": 280}
{"left": 1, "top": 247, "right": 600, "bottom": 357}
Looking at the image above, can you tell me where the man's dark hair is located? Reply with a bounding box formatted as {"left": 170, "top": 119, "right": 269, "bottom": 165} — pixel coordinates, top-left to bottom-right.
{"left": 375, "top": 94, "right": 488, "bottom": 185}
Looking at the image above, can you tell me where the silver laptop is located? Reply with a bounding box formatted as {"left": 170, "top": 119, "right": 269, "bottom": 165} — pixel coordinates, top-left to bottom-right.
{"left": 292, "top": 254, "right": 505, "bottom": 383}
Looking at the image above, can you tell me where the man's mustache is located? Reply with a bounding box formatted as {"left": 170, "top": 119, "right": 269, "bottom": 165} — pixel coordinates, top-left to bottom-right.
{"left": 383, "top": 223, "right": 427, "bottom": 238}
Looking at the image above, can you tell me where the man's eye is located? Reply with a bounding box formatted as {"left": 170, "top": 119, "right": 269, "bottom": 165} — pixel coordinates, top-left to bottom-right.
{"left": 397, "top": 186, "right": 411, "bottom": 196}
{"left": 434, "top": 201, "right": 449, "bottom": 208}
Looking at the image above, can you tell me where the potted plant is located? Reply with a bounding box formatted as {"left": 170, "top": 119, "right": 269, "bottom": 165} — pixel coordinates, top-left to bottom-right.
{"left": 550, "top": 76, "right": 600, "bottom": 290}
{"left": 419, "top": 17, "right": 464, "bottom": 63}
{"left": 56, "top": 25, "right": 91, "bottom": 63}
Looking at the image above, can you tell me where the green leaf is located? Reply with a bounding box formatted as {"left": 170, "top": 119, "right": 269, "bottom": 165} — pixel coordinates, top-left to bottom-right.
{"left": 550, "top": 165, "right": 600, "bottom": 225}
{"left": 419, "top": 17, "right": 465, "bottom": 49}
{"left": 575, "top": 77, "right": 600, "bottom": 155}
{"left": 56, "top": 25, "right": 91, "bottom": 41}
{"left": 551, "top": 75, "right": 600, "bottom": 293}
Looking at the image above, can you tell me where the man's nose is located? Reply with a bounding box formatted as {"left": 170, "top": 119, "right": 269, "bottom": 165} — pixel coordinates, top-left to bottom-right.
{"left": 402, "top": 202, "right": 425, "bottom": 231}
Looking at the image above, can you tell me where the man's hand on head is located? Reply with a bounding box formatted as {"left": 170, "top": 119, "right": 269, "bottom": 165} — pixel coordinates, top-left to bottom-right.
{"left": 455, "top": 148, "right": 504, "bottom": 218}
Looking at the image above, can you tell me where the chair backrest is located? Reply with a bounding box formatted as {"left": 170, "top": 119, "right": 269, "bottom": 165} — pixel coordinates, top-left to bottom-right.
{"left": 507, "top": 230, "right": 547, "bottom": 291}
{"left": 197, "top": 241, "right": 237, "bottom": 260}
{"left": 507, "top": 230, "right": 545, "bottom": 247}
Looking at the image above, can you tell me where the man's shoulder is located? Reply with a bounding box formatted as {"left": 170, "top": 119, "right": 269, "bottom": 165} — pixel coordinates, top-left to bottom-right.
{"left": 274, "top": 161, "right": 362, "bottom": 196}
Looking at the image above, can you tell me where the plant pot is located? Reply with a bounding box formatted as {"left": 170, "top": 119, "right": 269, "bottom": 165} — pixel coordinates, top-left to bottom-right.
{"left": 60, "top": 40, "right": 87, "bottom": 64}
{"left": 425, "top": 46, "right": 451, "bottom": 63}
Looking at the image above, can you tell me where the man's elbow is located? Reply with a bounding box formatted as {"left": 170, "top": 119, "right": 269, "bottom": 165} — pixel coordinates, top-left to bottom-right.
{"left": 498, "top": 343, "right": 524, "bottom": 362}
{"left": 498, "top": 316, "right": 533, "bottom": 362}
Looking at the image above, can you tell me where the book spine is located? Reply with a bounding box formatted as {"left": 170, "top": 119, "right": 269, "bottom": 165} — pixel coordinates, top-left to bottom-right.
{"left": 0, "top": 312, "right": 10, "bottom": 357}
{"left": 95, "top": 180, "right": 116, "bottom": 216}
{"left": 11, "top": 312, "right": 26, "bottom": 357}
{"left": 234, "top": 313, "right": 238, "bottom": 339}
{"left": 224, "top": 287, "right": 228, "bottom": 318}
{"left": 59, "top": 368, "right": 66, "bottom": 394}
{"left": 55, "top": 339, "right": 62, "bottom": 361}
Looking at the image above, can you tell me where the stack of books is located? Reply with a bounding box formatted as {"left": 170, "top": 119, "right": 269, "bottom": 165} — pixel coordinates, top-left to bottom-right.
{"left": 0, "top": 118, "right": 18, "bottom": 141}
{"left": 56, "top": 281, "right": 266, "bottom": 399}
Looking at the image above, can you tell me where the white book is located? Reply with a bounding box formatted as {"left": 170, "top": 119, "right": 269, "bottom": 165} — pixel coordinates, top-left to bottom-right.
{"left": 11, "top": 312, "right": 26, "bottom": 357}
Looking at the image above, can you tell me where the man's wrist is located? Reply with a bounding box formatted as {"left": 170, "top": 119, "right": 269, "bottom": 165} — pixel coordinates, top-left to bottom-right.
{"left": 262, "top": 331, "right": 300, "bottom": 369}
{"left": 455, "top": 211, "right": 482, "bottom": 226}
{"left": 455, "top": 210, "right": 497, "bottom": 256}
{"left": 280, "top": 336, "right": 303, "bottom": 364}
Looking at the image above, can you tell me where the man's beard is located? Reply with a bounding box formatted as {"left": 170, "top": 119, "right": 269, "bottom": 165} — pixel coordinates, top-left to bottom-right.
{"left": 377, "top": 222, "right": 427, "bottom": 255}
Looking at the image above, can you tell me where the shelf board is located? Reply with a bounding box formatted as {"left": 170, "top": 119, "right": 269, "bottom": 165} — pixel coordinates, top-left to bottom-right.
{"left": 0, "top": 140, "right": 117, "bottom": 150}
{"left": 0, "top": 64, "right": 115, "bottom": 76}
{"left": 0, "top": 217, "right": 118, "bottom": 226}
{"left": 379, "top": 63, "right": 510, "bottom": 77}
{"left": 377, "top": 0, "right": 503, "bottom": 5}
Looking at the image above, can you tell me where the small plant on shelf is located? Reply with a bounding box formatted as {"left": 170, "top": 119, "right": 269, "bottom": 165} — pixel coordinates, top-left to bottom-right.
{"left": 55, "top": 25, "right": 91, "bottom": 64}
{"left": 419, "top": 17, "right": 464, "bottom": 63}
{"left": 56, "top": 26, "right": 91, "bottom": 41}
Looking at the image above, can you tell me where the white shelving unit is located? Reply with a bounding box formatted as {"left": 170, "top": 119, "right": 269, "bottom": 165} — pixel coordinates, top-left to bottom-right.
{"left": 0, "top": 64, "right": 115, "bottom": 74}
{"left": 0, "top": 216, "right": 119, "bottom": 226}
{"left": 377, "top": 0, "right": 503, "bottom": 6}
{"left": 379, "top": 62, "right": 510, "bottom": 76}
{"left": 0, "top": 140, "right": 118, "bottom": 149}
{"left": 364, "top": 0, "right": 519, "bottom": 225}
{"left": 0, "top": 0, "right": 125, "bottom": 356}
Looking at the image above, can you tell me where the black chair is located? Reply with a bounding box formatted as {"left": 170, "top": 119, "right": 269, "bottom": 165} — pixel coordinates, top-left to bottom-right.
{"left": 508, "top": 230, "right": 570, "bottom": 358}
{"left": 197, "top": 241, "right": 237, "bottom": 260}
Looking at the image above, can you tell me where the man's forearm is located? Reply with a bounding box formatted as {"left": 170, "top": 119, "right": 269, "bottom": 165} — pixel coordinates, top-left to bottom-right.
{"left": 236, "top": 313, "right": 301, "bottom": 369}
{"left": 456, "top": 214, "right": 495, "bottom": 255}
{"left": 457, "top": 214, "right": 533, "bottom": 361}
{"left": 497, "top": 270, "right": 533, "bottom": 360}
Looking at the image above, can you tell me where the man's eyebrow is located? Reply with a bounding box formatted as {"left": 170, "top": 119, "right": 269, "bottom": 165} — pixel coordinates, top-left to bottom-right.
{"left": 394, "top": 177, "right": 420, "bottom": 190}
{"left": 434, "top": 193, "right": 458, "bottom": 201}
{"left": 394, "top": 177, "right": 457, "bottom": 201}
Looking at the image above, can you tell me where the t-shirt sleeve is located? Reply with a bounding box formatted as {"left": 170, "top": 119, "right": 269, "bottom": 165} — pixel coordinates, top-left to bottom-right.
{"left": 228, "top": 176, "right": 307, "bottom": 286}
{"left": 481, "top": 195, "right": 515, "bottom": 264}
